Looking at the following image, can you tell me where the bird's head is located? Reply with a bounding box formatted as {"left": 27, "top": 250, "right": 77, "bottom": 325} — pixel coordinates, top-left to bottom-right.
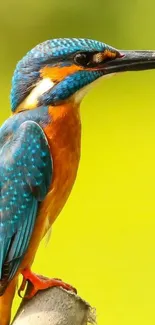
{"left": 11, "top": 38, "right": 155, "bottom": 112}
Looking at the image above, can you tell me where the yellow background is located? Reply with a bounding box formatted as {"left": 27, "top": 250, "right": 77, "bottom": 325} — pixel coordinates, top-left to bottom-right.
{"left": 1, "top": 1, "right": 155, "bottom": 324}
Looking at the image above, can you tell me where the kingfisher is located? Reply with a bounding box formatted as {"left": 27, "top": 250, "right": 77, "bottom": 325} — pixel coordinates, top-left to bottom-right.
{"left": 0, "top": 38, "right": 155, "bottom": 325}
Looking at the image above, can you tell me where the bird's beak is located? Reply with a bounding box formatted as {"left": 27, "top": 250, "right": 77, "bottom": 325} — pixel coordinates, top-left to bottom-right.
{"left": 103, "top": 50, "right": 155, "bottom": 74}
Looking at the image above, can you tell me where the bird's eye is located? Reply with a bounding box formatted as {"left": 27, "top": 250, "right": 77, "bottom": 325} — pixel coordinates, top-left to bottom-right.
{"left": 74, "top": 53, "right": 91, "bottom": 67}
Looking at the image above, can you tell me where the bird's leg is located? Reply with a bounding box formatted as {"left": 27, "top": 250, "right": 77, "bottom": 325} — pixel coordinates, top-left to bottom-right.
{"left": 18, "top": 268, "right": 77, "bottom": 299}
{"left": 18, "top": 276, "right": 27, "bottom": 298}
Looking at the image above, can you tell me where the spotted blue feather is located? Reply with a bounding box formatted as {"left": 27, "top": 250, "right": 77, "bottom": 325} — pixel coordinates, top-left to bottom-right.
{"left": 0, "top": 121, "right": 52, "bottom": 290}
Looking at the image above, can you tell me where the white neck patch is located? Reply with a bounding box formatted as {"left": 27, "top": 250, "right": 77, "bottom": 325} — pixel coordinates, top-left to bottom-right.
{"left": 19, "top": 78, "right": 55, "bottom": 109}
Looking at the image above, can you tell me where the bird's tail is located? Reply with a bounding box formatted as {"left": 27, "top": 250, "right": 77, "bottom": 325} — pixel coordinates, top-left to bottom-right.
{"left": 0, "top": 277, "right": 17, "bottom": 325}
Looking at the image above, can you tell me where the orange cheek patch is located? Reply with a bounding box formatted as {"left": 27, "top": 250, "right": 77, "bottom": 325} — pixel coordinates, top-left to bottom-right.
{"left": 40, "top": 64, "right": 83, "bottom": 82}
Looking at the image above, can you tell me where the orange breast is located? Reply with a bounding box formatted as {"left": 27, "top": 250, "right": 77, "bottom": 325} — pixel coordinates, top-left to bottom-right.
{"left": 20, "top": 102, "right": 81, "bottom": 269}
{"left": 41, "top": 102, "right": 81, "bottom": 227}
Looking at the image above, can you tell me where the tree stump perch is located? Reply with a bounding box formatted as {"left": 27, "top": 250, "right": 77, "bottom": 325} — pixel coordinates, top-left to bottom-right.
{"left": 12, "top": 283, "right": 96, "bottom": 325}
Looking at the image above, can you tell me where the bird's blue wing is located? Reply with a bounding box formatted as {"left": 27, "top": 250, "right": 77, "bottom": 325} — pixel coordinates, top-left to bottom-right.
{"left": 0, "top": 121, "right": 52, "bottom": 288}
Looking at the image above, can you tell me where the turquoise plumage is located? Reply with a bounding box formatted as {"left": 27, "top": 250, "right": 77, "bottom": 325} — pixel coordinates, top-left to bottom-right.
{"left": 0, "top": 121, "right": 52, "bottom": 291}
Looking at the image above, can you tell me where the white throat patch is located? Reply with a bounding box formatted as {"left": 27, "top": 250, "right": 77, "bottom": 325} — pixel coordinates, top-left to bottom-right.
{"left": 73, "top": 73, "right": 115, "bottom": 105}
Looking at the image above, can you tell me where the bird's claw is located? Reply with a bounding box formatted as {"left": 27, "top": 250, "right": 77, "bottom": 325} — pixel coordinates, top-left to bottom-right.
{"left": 18, "top": 268, "right": 77, "bottom": 299}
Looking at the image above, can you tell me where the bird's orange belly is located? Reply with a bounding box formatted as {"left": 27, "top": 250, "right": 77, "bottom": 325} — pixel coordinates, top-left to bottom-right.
{"left": 20, "top": 103, "right": 81, "bottom": 270}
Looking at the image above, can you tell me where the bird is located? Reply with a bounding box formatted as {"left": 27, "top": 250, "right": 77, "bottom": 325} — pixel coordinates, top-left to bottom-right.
{"left": 0, "top": 38, "right": 155, "bottom": 325}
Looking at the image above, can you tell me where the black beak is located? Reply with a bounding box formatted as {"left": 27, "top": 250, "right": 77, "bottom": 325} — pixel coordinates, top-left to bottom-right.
{"left": 103, "top": 50, "right": 155, "bottom": 74}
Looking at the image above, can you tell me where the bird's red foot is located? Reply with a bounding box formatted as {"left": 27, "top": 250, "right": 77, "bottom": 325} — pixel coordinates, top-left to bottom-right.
{"left": 18, "top": 268, "right": 77, "bottom": 299}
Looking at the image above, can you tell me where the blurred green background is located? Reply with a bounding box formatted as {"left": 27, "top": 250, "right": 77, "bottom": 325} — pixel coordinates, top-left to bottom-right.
{"left": 1, "top": 1, "right": 155, "bottom": 324}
